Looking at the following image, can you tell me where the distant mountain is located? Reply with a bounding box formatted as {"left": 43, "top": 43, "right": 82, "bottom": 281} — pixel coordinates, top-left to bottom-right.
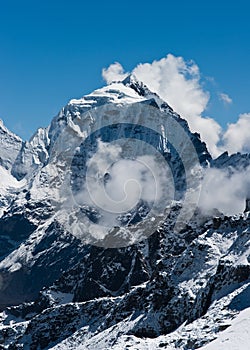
{"left": 0, "top": 119, "right": 22, "bottom": 170}
{"left": 0, "top": 76, "right": 249, "bottom": 349}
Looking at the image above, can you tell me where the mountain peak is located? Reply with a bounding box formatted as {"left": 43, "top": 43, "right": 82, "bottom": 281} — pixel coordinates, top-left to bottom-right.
{"left": 121, "top": 73, "right": 141, "bottom": 86}
{"left": 66, "top": 73, "right": 174, "bottom": 116}
{"left": 0, "top": 119, "right": 23, "bottom": 171}
{"left": 68, "top": 80, "right": 148, "bottom": 108}
{"left": 121, "top": 73, "right": 150, "bottom": 97}
{"left": 0, "top": 118, "right": 22, "bottom": 142}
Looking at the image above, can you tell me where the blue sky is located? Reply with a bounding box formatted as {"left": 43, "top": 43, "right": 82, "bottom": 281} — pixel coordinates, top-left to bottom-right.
{"left": 0, "top": 0, "right": 249, "bottom": 139}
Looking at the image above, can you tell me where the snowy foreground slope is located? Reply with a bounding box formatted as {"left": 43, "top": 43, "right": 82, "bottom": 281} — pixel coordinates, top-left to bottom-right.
{"left": 201, "top": 307, "right": 250, "bottom": 350}
{"left": 0, "top": 76, "right": 249, "bottom": 349}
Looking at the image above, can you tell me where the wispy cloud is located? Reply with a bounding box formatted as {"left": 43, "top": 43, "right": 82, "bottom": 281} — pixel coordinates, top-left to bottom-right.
{"left": 199, "top": 166, "right": 250, "bottom": 215}
{"left": 219, "top": 92, "right": 233, "bottom": 105}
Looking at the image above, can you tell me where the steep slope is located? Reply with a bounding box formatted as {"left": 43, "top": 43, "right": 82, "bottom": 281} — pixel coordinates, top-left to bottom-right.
{"left": 0, "top": 166, "right": 25, "bottom": 216}
{"left": 200, "top": 307, "right": 250, "bottom": 350}
{"left": 0, "top": 122, "right": 27, "bottom": 237}
{"left": 11, "top": 127, "right": 49, "bottom": 180}
{"left": 0, "top": 120, "right": 22, "bottom": 171}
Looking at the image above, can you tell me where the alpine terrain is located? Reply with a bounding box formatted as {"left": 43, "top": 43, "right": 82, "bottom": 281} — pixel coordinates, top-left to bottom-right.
{"left": 0, "top": 75, "right": 249, "bottom": 350}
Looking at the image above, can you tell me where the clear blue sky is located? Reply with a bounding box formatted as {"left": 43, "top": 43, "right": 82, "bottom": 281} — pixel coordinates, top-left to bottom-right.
{"left": 0, "top": 0, "right": 249, "bottom": 139}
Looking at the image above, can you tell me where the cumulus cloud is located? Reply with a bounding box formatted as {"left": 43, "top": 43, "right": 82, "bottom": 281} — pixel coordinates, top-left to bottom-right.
{"left": 102, "top": 54, "right": 250, "bottom": 158}
{"left": 103, "top": 55, "right": 222, "bottom": 157}
{"left": 221, "top": 113, "right": 250, "bottom": 154}
{"left": 133, "top": 54, "right": 208, "bottom": 121}
{"left": 219, "top": 92, "right": 233, "bottom": 105}
{"left": 199, "top": 166, "right": 250, "bottom": 215}
{"left": 131, "top": 55, "right": 230, "bottom": 157}
{"left": 102, "top": 62, "right": 128, "bottom": 84}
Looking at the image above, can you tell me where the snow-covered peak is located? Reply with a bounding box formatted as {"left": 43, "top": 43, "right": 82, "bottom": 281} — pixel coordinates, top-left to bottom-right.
{"left": 122, "top": 73, "right": 158, "bottom": 97}
{"left": 69, "top": 81, "right": 147, "bottom": 107}
{"left": 0, "top": 119, "right": 22, "bottom": 143}
{"left": 0, "top": 119, "right": 23, "bottom": 170}
{"left": 47, "top": 75, "right": 177, "bottom": 150}
{"left": 68, "top": 74, "right": 173, "bottom": 112}
{"left": 46, "top": 75, "right": 178, "bottom": 160}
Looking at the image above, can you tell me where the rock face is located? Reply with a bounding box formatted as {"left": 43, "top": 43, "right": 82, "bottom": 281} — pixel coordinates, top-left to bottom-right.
{"left": 0, "top": 120, "right": 22, "bottom": 171}
{"left": 245, "top": 198, "right": 250, "bottom": 212}
{"left": 0, "top": 76, "right": 249, "bottom": 349}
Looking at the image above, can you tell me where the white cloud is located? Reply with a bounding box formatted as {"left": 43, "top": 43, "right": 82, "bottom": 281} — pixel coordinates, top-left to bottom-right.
{"left": 221, "top": 113, "right": 250, "bottom": 154}
{"left": 199, "top": 166, "right": 250, "bottom": 215}
{"left": 132, "top": 54, "right": 224, "bottom": 158}
{"left": 69, "top": 139, "right": 174, "bottom": 241}
{"left": 219, "top": 92, "right": 233, "bottom": 105}
{"left": 102, "top": 62, "right": 128, "bottom": 84}
{"left": 103, "top": 55, "right": 222, "bottom": 157}
{"left": 79, "top": 140, "right": 173, "bottom": 216}
{"left": 133, "top": 54, "right": 208, "bottom": 121}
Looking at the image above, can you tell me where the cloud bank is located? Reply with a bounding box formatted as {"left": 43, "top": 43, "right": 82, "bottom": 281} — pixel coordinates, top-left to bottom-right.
{"left": 222, "top": 113, "right": 250, "bottom": 154}
{"left": 199, "top": 166, "right": 250, "bottom": 216}
{"left": 102, "top": 55, "right": 250, "bottom": 158}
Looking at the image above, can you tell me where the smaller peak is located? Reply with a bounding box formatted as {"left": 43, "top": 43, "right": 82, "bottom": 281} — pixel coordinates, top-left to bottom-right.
{"left": 0, "top": 118, "right": 22, "bottom": 142}
{"left": 121, "top": 73, "right": 151, "bottom": 97}
{"left": 121, "top": 73, "right": 140, "bottom": 86}
{"left": 0, "top": 118, "right": 7, "bottom": 130}
{"left": 122, "top": 74, "right": 175, "bottom": 114}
